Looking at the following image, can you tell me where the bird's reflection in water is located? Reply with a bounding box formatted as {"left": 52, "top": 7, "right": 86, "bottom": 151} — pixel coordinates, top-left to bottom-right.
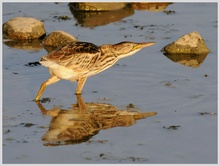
{"left": 35, "top": 95, "right": 157, "bottom": 146}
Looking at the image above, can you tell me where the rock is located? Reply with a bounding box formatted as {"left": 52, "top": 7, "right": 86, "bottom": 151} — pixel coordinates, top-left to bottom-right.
{"left": 161, "top": 31, "right": 211, "bottom": 54}
{"left": 42, "top": 30, "right": 77, "bottom": 52}
{"left": 69, "top": 2, "right": 128, "bottom": 11}
{"left": 3, "top": 17, "right": 46, "bottom": 40}
{"left": 69, "top": 4, "right": 134, "bottom": 27}
{"left": 132, "top": 2, "right": 173, "bottom": 12}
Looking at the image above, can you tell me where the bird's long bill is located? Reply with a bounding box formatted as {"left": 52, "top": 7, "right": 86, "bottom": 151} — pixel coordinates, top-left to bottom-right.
{"left": 135, "top": 42, "right": 156, "bottom": 50}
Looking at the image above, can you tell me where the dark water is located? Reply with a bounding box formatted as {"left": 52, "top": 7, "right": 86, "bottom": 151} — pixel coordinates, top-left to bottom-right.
{"left": 2, "top": 2, "right": 218, "bottom": 164}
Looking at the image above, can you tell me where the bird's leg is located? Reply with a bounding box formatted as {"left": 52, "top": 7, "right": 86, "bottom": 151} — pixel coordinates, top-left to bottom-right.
{"left": 35, "top": 75, "right": 60, "bottom": 101}
{"left": 76, "top": 77, "right": 87, "bottom": 95}
{"left": 35, "top": 82, "right": 46, "bottom": 101}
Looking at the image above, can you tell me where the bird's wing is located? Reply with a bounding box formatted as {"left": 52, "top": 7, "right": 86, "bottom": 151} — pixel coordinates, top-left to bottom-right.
{"left": 42, "top": 42, "right": 101, "bottom": 71}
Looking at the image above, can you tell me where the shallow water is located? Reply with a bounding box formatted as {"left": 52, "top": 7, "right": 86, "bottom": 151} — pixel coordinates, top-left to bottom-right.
{"left": 2, "top": 2, "right": 218, "bottom": 164}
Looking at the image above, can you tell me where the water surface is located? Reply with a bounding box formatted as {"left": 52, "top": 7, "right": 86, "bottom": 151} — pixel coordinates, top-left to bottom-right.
{"left": 2, "top": 2, "right": 218, "bottom": 164}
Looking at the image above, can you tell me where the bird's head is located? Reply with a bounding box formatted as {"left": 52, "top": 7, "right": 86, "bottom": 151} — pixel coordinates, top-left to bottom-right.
{"left": 110, "top": 41, "right": 156, "bottom": 58}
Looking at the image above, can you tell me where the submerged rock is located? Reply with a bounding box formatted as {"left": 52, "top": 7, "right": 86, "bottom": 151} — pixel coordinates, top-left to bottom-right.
{"left": 132, "top": 2, "right": 173, "bottom": 12}
{"left": 42, "top": 30, "right": 77, "bottom": 52}
{"left": 69, "top": 4, "right": 134, "bottom": 27}
{"left": 161, "top": 31, "right": 211, "bottom": 54}
{"left": 69, "top": 2, "right": 128, "bottom": 11}
{"left": 3, "top": 17, "right": 46, "bottom": 40}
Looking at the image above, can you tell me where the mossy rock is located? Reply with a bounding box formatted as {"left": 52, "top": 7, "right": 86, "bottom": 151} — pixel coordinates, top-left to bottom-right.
{"left": 161, "top": 31, "right": 211, "bottom": 54}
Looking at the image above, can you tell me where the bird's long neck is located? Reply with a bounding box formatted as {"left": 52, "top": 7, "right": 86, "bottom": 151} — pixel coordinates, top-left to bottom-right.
{"left": 100, "top": 44, "right": 138, "bottom": 59}
{"left": 86, "top": 45, "right": 119, "bottom": 76}
{"left": 100, "top": 45, "right": 119, "bottom": 58}
{"left": 97, "top": 45, "right": 119, "bottom": 66}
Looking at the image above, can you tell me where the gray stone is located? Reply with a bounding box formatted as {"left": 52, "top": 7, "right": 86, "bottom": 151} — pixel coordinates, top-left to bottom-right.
{"left": 161, "top": 31, "right": 211, "bottom": 54}
{"left": 3, "top": 17, "right": 46, "bottom": 40}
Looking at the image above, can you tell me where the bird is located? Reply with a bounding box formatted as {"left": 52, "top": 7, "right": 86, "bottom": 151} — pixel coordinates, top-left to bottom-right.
{"left": 35, "top": 41, "right": 155, "bottom": 101}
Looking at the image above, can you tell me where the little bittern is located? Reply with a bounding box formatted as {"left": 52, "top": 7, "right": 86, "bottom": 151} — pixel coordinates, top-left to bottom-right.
{"left": 35, "top": 41, "right": 155, "bottom": 101}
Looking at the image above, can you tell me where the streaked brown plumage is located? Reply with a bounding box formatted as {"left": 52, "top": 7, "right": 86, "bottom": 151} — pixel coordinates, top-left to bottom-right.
{"left": 35, "top": 41, "right": 155, "bottom": 101}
